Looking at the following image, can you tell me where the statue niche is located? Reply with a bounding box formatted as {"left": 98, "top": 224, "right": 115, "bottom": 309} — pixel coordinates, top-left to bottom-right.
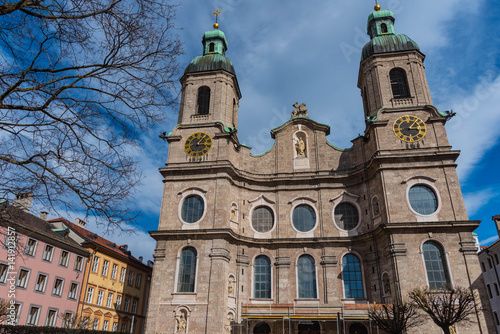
{"left": 293, "top": 131, "right": 310, "bottom": 169}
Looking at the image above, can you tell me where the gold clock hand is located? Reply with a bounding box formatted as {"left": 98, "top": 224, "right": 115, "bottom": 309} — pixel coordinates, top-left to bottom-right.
{"left": 408, "top": 121, "right": 419, "bottom": 130}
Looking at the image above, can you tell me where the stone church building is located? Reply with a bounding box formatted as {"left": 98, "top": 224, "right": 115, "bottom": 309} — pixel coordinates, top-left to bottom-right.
{"left": 145, "top": 7, "right": 494, "bottom": 334}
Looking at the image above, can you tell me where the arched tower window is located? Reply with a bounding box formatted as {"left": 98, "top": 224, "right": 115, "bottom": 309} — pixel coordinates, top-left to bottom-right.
{"left": 254, "top": 255, "right": 271, "bottom": 299}
{"left": 342, "top": 254, "right": 364, "bottom": 298}
{"left": 253, "top": 323, "right": 271, "bottom": 334}
{"left": 197, "top": 86, "right": 210, "bottom": 115}
{"left": 297, "top": 255, "right": 317, "bottom": 298}
{"left": 209, "top": 42, "right": 215, "bottom": 53}
{"left": 177, "top": 247, "right": 197, "bottom": 292}
{"left": 390, "top": 68, "right": 410, "bottom": 98}
{"left": 423, "top": 241, "right": 450, "bottom": 290}
{"left": 381, "top": 23, "right": 388, "bottom": 34}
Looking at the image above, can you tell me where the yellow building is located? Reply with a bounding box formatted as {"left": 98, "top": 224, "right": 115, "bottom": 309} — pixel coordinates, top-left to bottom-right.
{"left": 48, "top": 218, "right": 152, "bottom": 333}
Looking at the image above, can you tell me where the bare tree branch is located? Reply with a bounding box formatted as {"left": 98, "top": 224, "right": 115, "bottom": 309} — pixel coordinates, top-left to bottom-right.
{"left": 0, "top": 0, "right": 182, "bottom": 228}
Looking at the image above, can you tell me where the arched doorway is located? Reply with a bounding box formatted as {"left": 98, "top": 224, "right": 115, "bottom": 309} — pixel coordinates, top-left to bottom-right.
{"left": 253, "top": 322, "right": 271, "bottom": 334}
{"left": 349, "top": 322, "right": 367, "bottom": 334}
{"left": 298, "top": 321, "right": 320, "bottom": 334}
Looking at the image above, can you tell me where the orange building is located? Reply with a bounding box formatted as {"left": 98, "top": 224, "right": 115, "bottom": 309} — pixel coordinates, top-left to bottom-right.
{"left": 48, "top": 218, "right": 152, "bottom": 333}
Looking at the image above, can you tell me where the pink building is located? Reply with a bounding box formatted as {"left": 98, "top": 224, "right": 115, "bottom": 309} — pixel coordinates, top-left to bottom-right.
{"left": 0, "top": 205, "right": 89, "bottom": 327}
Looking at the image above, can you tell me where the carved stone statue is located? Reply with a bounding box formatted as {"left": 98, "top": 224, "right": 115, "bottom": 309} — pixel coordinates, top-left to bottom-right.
{"left": 449, "top": 325, "right": 456, "bottom": 334}
{"left": 225, "top": 314, "right": 233, "bottom": 334}
{"left": 230, "top": 206, "right": 237, "bottom": 221}
{"left": 295, "top": 137, "right": 306, "bottom": 157}
{"left": 228, "top": 279, "right": 234, "bottom": 295}
{"left": 291, "top": 102, "right": 309, "bottom": 118}
{"left": 176, "top": 313, "right": 186, "bottom": 333}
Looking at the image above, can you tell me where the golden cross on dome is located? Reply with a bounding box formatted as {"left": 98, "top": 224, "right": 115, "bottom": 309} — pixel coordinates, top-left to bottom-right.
{"left": 212, "top": 8, "right": 223, "bottom": 29}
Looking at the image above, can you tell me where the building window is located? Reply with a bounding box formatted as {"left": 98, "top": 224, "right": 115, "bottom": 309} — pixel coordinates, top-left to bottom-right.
{"left": 197, "top": 86, "right": 210, "bottom": 115}
{"left": 487, "top": 284, "right": 493, "bottom": 299}
{"left": 63, "top": 312, "right": 73, "bottom": 328}
{"left": 382, "top": 273, "right": 391, "bottom": 296}
{"left": 26, "top": 306, "right": 40, "bottom": 325}
{"left": 68, "top": 283, "right": 78, "bottom": 299}
{"left": 86, "top": 287, "right": 94, "bottom": 303}
{"left": 132, "top": 299, "right": 138, "bottom": 313}
{"left": 93, "top": 319, "right": 99, "bottom": 330}
{"left": 488, "top": 258, "right": 493, "bottom": 269}
{"left": 120, "top": 268, "right": 126, "bottom": 282}
{"left": 389, "top": 68, "right": 410, "bottom": 98}
{"left": 74, "top": 256, "right": 83, "bottom": 271}
{"left": 116, "top": 295, "right": 122, "bottom": 310}
{"left": 46, "top": 309, "right": 57, "bottom": 326}
{"left": 102, "top": 260, "right": 109, "bottom": 277}
{"left": 97, "top": 290, "right": 104, "bottom": 305}
{"left": 372, "top": 196, "right": 380, "bottom": 216}
{"left": 107, "top": 292, "right": 114, "bottom": 308}
{"left": 11, "top": 303, "right": 21, "bottom": 324}
{"left": 494, "top": 312, "right": 500, "bottom": 326}
{"left": 177, "top": 247, "right": 197, "bottom": 293}
{"left": 124, "top": 297, "right": 130, "bottom": 312}
{"left": 495, "top": 253, "right": 500, "bottom": 265}
{"left": 92, "top": 256, "right": 100, "bottom": 273}
{"left": 252, "top": 206, "right": 274, "bottom": 233}
{"left": 343, "top": 254, "right": 365, "bottom": 298}
{"left": 17, "top": 269, "right": 29, "bottom": 288}
{"left": 35, "top": 274, "right": 47, "bottom": 292}
{"left": 25, "top": 238, "right": 37, "bottom": 256}
{"left": 135, "top": 274, "right": 142, "bottom": 288}
{"left": 127, "top": 271, "right": 134, "bottom": 285}
{"left": 42, "top": 245, "right": 54, "bottom": 262}
{"left": 381, "top": 23, "right": 388, "bottom": 33}
{"left": 181, "top": 195, "right": 205, "bottom": 223}
{"left": 409, "top": 185, "right": 438, "bottom": 215}
{"left": 52, "top": 278, "right": 64, "bottom": 296}
{"left": 103, "top": 320, "right": 109, "bottom": 331}
{"left": 112, "top": 322, "right": 118, "bottom": 331}
{"left": 0, "top": 263, "right": 8, "bottom": 283}
{"left": 481, "top": 261, "right": 486, "bottom": 272}
{"left": 334, "top": 202, "right": 359, "bottom": 231}
{"left": 59, "top": 251, "right": 69, "bottom": 267}
{"left": 292, "top": 204, "right": 316, "bottom": 232}
{"left": 209, "top": 42, "right": 215, "bottom": 52}
{"left": 297, "top": 255, "right": 317, "bottom": 298}
{"left": 121, "top": 323, "right": 127, "bottom": 332}
{"left": 495, "top": 283, "right": 500, "bottom": 296}
{"left": 111, "top": 264, "right": 118, "bottom": 279}
{"left": 253, "top": 255, "right": 271, "bottom": 299}
{"left": 423, "top": 241, "right": 450, "bottom": 290}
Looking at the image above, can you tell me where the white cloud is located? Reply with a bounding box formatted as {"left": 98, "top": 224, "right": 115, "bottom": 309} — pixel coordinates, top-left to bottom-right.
{"left": 463, "top": 188, "right": 497, "bottom": 216}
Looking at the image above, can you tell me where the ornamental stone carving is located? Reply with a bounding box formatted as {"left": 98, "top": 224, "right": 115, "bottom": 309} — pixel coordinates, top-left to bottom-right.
{"left": 291, "top": 102, "right": 308, "bottom": 118}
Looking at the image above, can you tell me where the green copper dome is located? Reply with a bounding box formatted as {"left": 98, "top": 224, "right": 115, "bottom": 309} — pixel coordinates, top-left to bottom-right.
{"left": 184, "top": 28, "right": 236, "bottom": 75}
{"left": 361, "top": 9, "right": 420, "bottom": 61}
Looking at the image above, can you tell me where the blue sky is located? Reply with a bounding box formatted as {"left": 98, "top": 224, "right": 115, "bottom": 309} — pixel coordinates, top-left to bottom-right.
{"left": 70, "top": 0, "right": 500, "bottom": 261}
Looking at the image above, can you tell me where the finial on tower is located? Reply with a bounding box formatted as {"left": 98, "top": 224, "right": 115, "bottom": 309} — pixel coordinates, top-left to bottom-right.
{"left": 374, "top": 0, "right": 381, "bottom": 11}
{"left": 212, "top": 8, "right": 223, "bottom": 29}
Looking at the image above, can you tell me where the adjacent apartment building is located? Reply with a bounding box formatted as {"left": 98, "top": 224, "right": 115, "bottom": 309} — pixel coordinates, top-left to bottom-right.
{"left": 0, "top": 204, "right": 89, "bottom": 327}
{"left": 478, "top": 215, "right": 500, "bottom": 333}
{"left": 48, "top": 218, "right": 153, "bottom": 333}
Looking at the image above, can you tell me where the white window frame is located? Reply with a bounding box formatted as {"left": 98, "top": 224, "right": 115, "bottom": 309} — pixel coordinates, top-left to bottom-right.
{"left": 102, "top": 260, "right": 109, "bottom": 277}
{"left": 127, "top": 271, "right": 134, "bottom": 285}
{"left": 34, "top": 273, "right": 48, "bottom": 293}
{"left": 25, "top": 238, "right": 38, "bottom": 257}
{"left": 26, "top": 305, "right": 40, "bottom": 325}
{"left": 52, "top": 278, "right": 64, "bottom": 296}
{"left": 92, "top": 256, "right": 100, "bottom": 273}
{"left": 116, "top": 295, "right": 122, "bottom": 310}
{"left": 135, "top": 274, "right": 141, "bottom": 288}
{"left": 16, "top": 269, "right": 30, "bottom": 288}
{"left": 45, "top": 309, "right": 58, "bottom": 327}
{"left": 123, "top": 297, "right": 130, "bottom": 312}
{"left": 59, "top": 250, "right": 70, "bottom": 267}
{"left": 103, "top": 320, "right": 109, "bottom": 331}
{"left": 120, "top": 268, "right": 126, "bottom": 282}
{"left": 42, "top": 244, "right": 55, "bottom": 262}
{"left": 93, "top": 318, "right": 99, "bottom": 330}
{"left": 97, "top": 290, "right": 104, "bottom": 305}
{"left": 86, "top": 287, "right": 94, "bottom": 303}
{"left": 107, "top": 292, "right": 114, "bottom": 308}
{"left": 0, "top": 263, "right": 8, "bottom": 283}
{"left": 68, "top": 282, "right": 78, "bottom": 300}
{"left": 74, "top": 256, "right": 83, "bottom": 272}
{"left": 112, "top": 322, "right": 118, "bottom": 331}
{"left": 111, "top": 264, "right": 118, "bottom": 279}
{"left": 132, "top": 299, "right": 137, "bottom": 313}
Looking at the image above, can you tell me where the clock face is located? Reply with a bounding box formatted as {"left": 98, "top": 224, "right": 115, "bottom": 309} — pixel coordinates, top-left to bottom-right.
{"left": 184, "top": 132, "right": 213, "bottom": 157}
{"left": 393, "top": 115, "right": 427, "bottom": 143}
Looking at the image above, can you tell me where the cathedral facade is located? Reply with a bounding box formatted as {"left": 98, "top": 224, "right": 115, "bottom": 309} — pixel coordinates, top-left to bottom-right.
{"left": 145, "top": 8, "right": 494, "bottom": 334}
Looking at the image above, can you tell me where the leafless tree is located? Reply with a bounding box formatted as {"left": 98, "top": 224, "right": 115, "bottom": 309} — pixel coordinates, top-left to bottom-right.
{"left": 368, "top": 300, "right": 423, "bottom": 334}
{"left": 0, "top": 0, "right": 182, "bottom": 229}
{"left": 58, "top": 312, "right": 93, "bottom": 329}
{"left": 408, "top": 286, "right": 477, "bottom": 334}
{"left": 0, "top": 298, "right": 9, "bottom": 323}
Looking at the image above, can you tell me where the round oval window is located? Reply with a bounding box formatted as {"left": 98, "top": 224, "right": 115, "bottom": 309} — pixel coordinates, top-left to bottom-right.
{"left": 334, "top": 202, "right": 359, "bottom": 231}
{"left": 252, "top": 206, "right": 274, "bottom": 233}
{"left": 292, "top": 204, "right": 316, "bottom": 232}
{"left": 409, "top": 185, "right": 438, "bottom": 215}
{"left": 181, "top": 195, "right": 204, "bottom": 223}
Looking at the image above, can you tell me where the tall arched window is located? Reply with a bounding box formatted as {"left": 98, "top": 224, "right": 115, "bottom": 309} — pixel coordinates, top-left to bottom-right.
{"left": 343, "top": 254, "right": 364, "bottom": 298}
{"left": 298, "top": 255, "right": 317, "bottom": 298}
{"left": 381, "top": 23, "right": 388, "bottom": 33}
{"left": 389, "top": 68, "right": 410, "bottom": 98}
{"left": 423, "top": 241, "right": 450, "bottom": 290}
{"left": 177, "top": 247, "right": 197, "bottom": 292}
{"left": 254, "top": 256, "right": 271, "bottom": 299}
{"left": 197, "top": 86, "right": 210, "bottom": 115}
{"left": 209, "top": 42, "right": 215, "bottom": 52}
